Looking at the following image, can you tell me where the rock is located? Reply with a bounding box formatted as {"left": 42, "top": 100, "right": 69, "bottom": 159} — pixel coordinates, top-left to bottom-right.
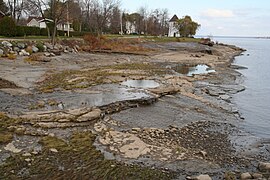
{"left": 32, "top": 46, "right": 39, "bottom": 53}
{"left": 22, "top": 153, "right": 32, "bottom": 157}
{"left": 49, "top": 148, "right": 58, "bottom": 153}
{"left": 20, "top": 49, "right": 30, "bottom": 56}
{"left": 51, "top": 49, "right": 61, "bottom": 56}
{"left": 44, "top": 52, "right": 55, "bottom": 57}
{"left": 0, "top": 49, "right": 3, "bottom": 55}
{"left": 25, "top": 158, "right": 31, "bottom": 162}
{"left": 76, "top": 109, "right": 102, "bottom": 122}
{"left": 4, "top": 142, "right": 22, "bottom": 153}
{"left": 2, "top": 41, "right": 12, "bottom": 47}
{"left": 195, "top": 174, "right": 212, "bottom": 180}
{"left": 44, "top": 42, "right": 53, "bottom": 50}
{"left": 219, "top": 95, "right": 231, "bottom": 101}
{"left": 258, "top": 162, "right": 270, "bottom": 171}
{"left": 240, "top": 172, "right": 252, "bottom": 179}
{"left": 200, "top": 151, "right": 207, "bottom": 158}
{"left": 17, "top": 43, "right": 26, "bottom": 49}
{"left": 252, "top": 173, "right": 263, "bottom": 179}
{"left": 13, "top": 47, "right": 20, "bottom": 52}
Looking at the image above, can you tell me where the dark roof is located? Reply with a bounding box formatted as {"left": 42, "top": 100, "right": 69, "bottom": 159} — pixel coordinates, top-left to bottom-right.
{"left": 27, "top": 16, "right": 44, "bottom": 23}
{"left": 169, "top": 15, "right": 179, "bottom": 22}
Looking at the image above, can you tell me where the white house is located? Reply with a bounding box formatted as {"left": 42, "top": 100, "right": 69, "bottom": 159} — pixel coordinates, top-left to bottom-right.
{"left": 168, "top": 15, "right": 180, "bottom": 37}
{"left": 27, "top": 16, "right": 74, "bottom": 32}
{"left": 125, "top": 21, "right": 137, "bottom": 34}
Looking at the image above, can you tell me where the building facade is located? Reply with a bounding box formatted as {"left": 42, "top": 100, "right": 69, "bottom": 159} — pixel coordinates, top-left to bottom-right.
{"left": 168, "top": 15, "right": 180, "bottom": 37}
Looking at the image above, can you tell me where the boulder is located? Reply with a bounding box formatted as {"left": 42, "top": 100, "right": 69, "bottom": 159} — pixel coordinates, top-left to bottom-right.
{"left": 76, "top": 109, "right": 102, "bottom": 122}
{"left": 13, "top": 47, "right": 20, "bottom": 52}
{"left": 258, "top": 162, "right": 270, "bottom": 171}
{"left": 252, "top": 173, "right": 263, "bottom": 179}
{"left": 44, "top": 42, "right": 53, "bottom": 50}
{"left": 240, "top": 172, "right": 252, "bottom": 180}
{"left": 20, "top": 49, "right": 30, "bottom": 56}
{"left": 195, "top": 174, "right": 212, "bottom": 180}
{"left": 0, "top": 49, "right": 3, "bottom": 55}
{"left": 32, "top": 46, "right": 39, "bottom": 53}
{"left": 1, "top": 41, "right": 12, "bottom": 47}
{"left": 17, "top": 42, "right": 26, "bottom": 49}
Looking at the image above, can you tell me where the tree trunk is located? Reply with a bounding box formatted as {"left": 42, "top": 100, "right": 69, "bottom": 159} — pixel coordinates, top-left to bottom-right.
{"left": 51, "top": 23, "right": 57, "bottom": 45}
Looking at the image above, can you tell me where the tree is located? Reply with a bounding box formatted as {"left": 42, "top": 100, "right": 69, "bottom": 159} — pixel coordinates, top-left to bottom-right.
{"left": 0, "top": 0, "right": 9, "bottom": 14}
{"left": 0, "top": 16, "right": 16, "bottom": 36}
{"left": 175, "top": 15, "right": 200, "bottom": 37}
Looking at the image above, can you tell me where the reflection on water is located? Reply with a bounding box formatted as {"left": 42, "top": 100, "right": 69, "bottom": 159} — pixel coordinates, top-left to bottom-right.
{"left": 121, "top": 80, "right": 160, "bottom": 89}
{"left": 173, "top": 64, "right": 215, "bottom": 76}
{"left": 215, "top": 37, "right": 270, "bottom": 138}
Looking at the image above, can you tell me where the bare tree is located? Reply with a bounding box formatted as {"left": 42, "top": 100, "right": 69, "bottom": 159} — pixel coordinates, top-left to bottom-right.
{"left": 92, "top": 0, "right": 120, "bottom": 35}
{"left": 6, "top": 0, "right": 24, "bottom": 22}
{"left": 24, "top": 0, "right": 52, "bottom": 38}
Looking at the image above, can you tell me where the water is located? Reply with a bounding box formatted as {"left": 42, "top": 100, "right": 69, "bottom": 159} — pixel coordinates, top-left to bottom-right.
{"left": 215, "top": 37, "right": 270, "bottom": 138}
{"left": 173, "top": 64, "right": 215, "bottom": 76}
{"left": 121, "top": 80, "right": 160, "bottom": 88}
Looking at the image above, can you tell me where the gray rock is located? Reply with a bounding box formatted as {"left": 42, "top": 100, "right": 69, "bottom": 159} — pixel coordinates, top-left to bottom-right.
{"left": 240, "top": 172, "right": 252, "bottom": 179}
{"left": 252, "top": 173, "right": 263, "bottom": 179}
{"left": 219, "top": 95, "right": 231, "bottom": 101}
{"left": 1, "top": 41, "right": 12, "bottom": 47}
{"left": 13, "top": 47, "right": 20, "bottom": 52}
{"left": 44, "top": 42, "right": 53, "bottom": 50}
{"left": 258, "top": 162, "right": 270, "bottom": 171}
{"left": 17, "top": 42, "right": 26, "bottom": 49}
{"left": 32, "top": 46, "right": 39, "bottom": 53}
{"left": 76, "top": 109, "right": 102, "bottom": 122}
{"left": 20, "top": 49, "right": 30, "bottom": 56}
{"left": 195, "top": 174, "right": 212, "bottom": 180}
{"left": 0, "top": 49, "right": 4, "bottom": 55}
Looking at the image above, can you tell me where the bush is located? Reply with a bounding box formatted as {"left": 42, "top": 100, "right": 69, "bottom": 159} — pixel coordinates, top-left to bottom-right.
{"left": 0, "top": 17, "right": 16, "bottom": 37}
{"left": 36, "top": 42, "right": 45, "bottom": 52}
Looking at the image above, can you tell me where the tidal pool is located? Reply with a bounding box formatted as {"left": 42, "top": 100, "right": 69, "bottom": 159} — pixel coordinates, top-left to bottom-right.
{"left": 121, "top": 80, "right": 160, "bottom": 89}
{"left": 172, "top": 64, "right": 215, "bottom": 76}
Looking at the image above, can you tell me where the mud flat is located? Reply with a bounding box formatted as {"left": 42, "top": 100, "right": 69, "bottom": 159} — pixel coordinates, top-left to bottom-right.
{"left": 0, "top": 41, "right": 269, "bottom": 179}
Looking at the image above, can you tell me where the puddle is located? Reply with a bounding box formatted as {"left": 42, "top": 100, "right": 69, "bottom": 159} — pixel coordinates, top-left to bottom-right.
{"left": 38, "top": 84, "right": 152, "bottom": 110}
{"left": 172, "top": 64, "right": 215, "bottom": 76}
{"left": 121, "top": 80, "right": 160, "bottom": 89}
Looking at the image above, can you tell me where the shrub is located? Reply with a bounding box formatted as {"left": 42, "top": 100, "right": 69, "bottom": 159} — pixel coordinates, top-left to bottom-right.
{"left": 36, "top": 42, "right": 45, "bottom": 52}
{"left": 0, "top": 17, "right": 16, "bottom": 37}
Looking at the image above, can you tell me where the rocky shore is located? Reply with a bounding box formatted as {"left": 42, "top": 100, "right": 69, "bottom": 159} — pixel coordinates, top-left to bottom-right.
{"left": 0, "top": 39, "right": 269, "bottom": 179}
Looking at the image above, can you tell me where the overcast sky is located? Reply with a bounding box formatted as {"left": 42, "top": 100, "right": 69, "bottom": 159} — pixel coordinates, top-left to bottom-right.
{"left": 120, "top": 0, "right": 270, "bottom": 37}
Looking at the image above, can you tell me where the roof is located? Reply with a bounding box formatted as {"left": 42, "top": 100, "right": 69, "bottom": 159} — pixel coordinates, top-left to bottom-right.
{"left": 27, "top": 16, "right": 44, "bottom": 23}
{"left": 169, "top": 15, "right": 179, "bottom": 22}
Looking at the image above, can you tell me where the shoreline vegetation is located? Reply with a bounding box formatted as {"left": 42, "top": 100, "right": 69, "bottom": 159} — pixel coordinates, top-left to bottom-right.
{"left": 0, "top": 37, "right": 270, "bottom": 179}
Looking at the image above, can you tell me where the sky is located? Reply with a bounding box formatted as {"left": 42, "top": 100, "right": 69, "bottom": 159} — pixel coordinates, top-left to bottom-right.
{"left": 120, "top": 0, "right": 270, "bottom": 37}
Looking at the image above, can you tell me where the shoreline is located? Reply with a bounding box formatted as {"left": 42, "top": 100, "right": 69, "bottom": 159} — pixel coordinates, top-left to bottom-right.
{"left": 0, "top": 40, "right": 269, "bottom": 179}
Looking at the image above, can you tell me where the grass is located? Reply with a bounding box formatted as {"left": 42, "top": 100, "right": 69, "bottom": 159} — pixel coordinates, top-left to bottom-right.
{"left": 39, "top": 63, "right": 168, "bottom": 92}
{"left": 0, "top": 132, "right": 175, "bottom": 179}
{"left": 0, "top": 113, "right": 22, "bottom": 144}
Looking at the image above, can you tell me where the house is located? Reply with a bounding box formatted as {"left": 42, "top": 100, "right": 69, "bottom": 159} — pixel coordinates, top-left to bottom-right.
{"left": 0, "top": 10, "right": 6, "bottom": 20}
{"left": 125, "top": 21, "right": 137, "bottom": 34}
{"left": 27, "top": 16, "right": 49, "bottom": 28}
{"left": 27, "top": 16, "right": 74, "bottom": 32}
{"left": 168, "top": 15, "right": 180, "bottom": 37}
